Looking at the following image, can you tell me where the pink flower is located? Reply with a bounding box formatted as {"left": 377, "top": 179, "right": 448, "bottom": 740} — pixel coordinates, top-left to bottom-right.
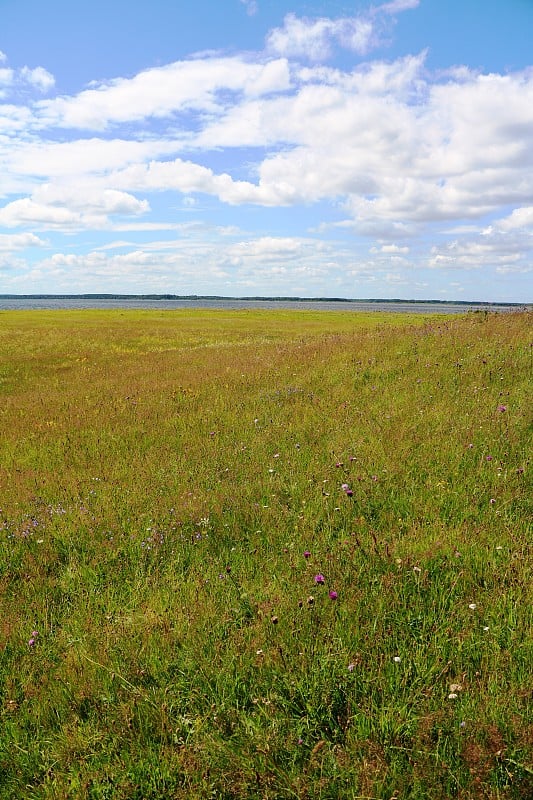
{"left": 314, "top": 574, "right": 325, "bottom": 584}
{"left": 303, "top": 550, "right": 311, "bottom": 559}
{"left": 329, "top": 590, "right": 338, "bottom": 600}
{"left": 497, "top": 404, "right": 507, "bottom": 412}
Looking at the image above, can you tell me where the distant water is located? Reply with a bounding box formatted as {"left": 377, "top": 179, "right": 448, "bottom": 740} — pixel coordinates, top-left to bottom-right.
{"left": 0, "top": 297, "right": 524, "bottom": 313}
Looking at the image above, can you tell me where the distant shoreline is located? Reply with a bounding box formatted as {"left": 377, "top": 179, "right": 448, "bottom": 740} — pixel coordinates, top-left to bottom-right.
{"left": 0, "top": 294, "right": 527, "bottom": 307}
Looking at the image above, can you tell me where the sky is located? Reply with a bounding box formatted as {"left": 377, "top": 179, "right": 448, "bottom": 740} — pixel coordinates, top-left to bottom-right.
{"left": 0, "top": 0, "right": 532, "bottom": 301}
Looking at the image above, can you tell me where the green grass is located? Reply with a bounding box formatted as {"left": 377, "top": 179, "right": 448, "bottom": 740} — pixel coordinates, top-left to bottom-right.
{"left": 0, "top": 308, "right": 531, "bottom": 799}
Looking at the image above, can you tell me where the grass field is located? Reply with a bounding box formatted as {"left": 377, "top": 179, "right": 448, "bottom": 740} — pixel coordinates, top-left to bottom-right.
{"left": 0, "top": 308, "right": 531, "bottom": 799}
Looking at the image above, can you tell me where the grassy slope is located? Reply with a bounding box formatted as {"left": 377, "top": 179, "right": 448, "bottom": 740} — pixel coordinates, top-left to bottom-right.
{"left": 0, "top": 309, "right": 531, "bottom": 799}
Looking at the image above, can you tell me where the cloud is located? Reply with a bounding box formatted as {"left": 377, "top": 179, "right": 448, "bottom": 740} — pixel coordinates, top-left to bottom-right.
{"left": 36, "top": 57, "right": 291, "bottom": 130}
{"left": 19, "top": 66, "right": 55, "bottom": 92}
{"left": 266, "top": 0, "right": 420, "bottom": 62}
{"left": 494, "top": 206, "right": 533, "bottom": 231}
{"left": 0, "top": 54, "right": 55, "bottom": 96}
{"left": 371, "top": 244, "right": 410, "bottom": 254}
{"left": 0, "top": 67, "right": 14, "bottom": 88}
{"left": 266, "top": 13, "right": 375, "bottom": 61}
{"left": 0, "top": 189, "right": 149, "bottom": 230}
{"left": 377, "top": 0, "right": 420, "bottom": 14}
{"left": 4, "top": 54, "right": 533, "bottom": 237}
{"left": 240, "top": 0, "right": 258, "bottom": 16}
{"left": 0, "top": 232, "right": 47, "bottom": 251}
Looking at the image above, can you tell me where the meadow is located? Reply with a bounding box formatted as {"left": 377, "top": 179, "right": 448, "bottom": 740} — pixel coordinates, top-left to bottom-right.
{"left": 0, "top": 308, "right": 531, "bottom": 799}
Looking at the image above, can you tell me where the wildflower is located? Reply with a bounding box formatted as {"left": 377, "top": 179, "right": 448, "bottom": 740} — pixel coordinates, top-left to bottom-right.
{"left": 341, "top": 483, "right": 349, "bottom": 491}
{"left": 448, "top": 693, "right": 458, "bottom": 700}
{"left": 468, "top": 603, "right": 477, "bottom": 610}
{"left": 489, "top": 498, "right": 496, "bottom": 505}
{"left": 28, "top": 631, "right": 38, "bottom": 647}
{"left": 314, "top": 574, "right": 325, "bottom": 584}
{"left": 307, "top": 595, "right": 315, "bottom": 605}
{"left": 303, "top": 550, "right": 311, "bottom": 559}
{"left": 271, "top": 615, "right": 279, "bottom": 625}
{"left": 449, "top": 683, "right": 463, "bottom": 693}
{"left": 329, "top": 590, "right": 338, "bottom": 600}
{"left": 393, "top": 656, "right": 401, "bottom": 663}
{"left": 348, "top": 663, "right": 356, "bottom": 672}
{"left": 497, "top": 404, "right": 507, "bottom": 412}
{"left": 486, "top": 455, "right": 493, "bottom": 462}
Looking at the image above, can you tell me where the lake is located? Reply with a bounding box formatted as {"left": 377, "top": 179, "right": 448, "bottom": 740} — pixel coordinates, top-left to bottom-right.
{"left": 0, "top": 297, "right": 523, "bottom": 313}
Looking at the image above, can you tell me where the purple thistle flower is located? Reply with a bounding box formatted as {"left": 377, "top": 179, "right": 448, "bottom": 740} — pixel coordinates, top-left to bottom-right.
{"left": 314, "top": 573, "right": 325, "bottom": 584}
{"left": 497, "top": 404, "right": 507, "bottom": 412}
{"left": 303, "top": 550, "right": 311, "bottom": 559}
{"left": 329, "top": 590, "right": 338, "bottom": 600}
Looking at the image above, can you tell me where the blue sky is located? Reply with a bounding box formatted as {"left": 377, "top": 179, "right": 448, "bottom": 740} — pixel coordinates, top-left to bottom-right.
{"left": 0, "top": 0, "right": 532, "bottom": 300}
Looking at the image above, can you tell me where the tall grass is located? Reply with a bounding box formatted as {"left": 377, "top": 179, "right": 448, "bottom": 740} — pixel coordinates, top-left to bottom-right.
{"left": 0, "top": 309, "right": 531, "bottom": 799}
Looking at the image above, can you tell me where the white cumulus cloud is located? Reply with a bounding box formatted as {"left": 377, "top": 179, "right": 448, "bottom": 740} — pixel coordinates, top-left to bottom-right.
{"left": 36, "top": 57, "right": 291, "bottom": 130}
{"left": 19, "top": 66, "right": 55, "bottom": 92}
{"left": 267, "top": 13, "right": 375, "bottom": 61}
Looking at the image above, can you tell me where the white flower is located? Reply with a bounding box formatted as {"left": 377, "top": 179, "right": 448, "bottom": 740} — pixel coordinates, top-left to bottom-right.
{"left": 468, "top": 603, "right": 477, "bottom": 610}
{"left": 393, "top": 656, "right": 401, "bottom": 663}
{"left": 448, "top": 693, "right": 459, "bottom": 700}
